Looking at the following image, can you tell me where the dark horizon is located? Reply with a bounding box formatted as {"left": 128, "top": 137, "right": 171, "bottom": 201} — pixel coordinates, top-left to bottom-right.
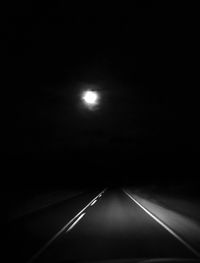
{"left": 4, "top": 3, "right": 200, "bottom": 189}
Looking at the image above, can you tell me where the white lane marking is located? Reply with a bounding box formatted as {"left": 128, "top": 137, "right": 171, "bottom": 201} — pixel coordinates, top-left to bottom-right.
{"left": 90, "top": 199, "right": 97, "bottom": 206}
{"left": 66, "top": 213, "right": 85, "bottom": 232}
{"left": 28, "top": 189, "right": 106, "bottom": 263}
{"left": 123, "top": 189, "right": 200, "bottom": 258}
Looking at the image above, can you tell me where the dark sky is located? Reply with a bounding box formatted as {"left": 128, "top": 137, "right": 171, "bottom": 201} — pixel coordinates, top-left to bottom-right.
{"left": 4, "top": 3, "right": 199, "bottom": 187}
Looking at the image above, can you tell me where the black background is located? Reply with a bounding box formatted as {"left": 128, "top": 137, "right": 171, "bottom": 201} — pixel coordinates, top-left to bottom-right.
{"left": 4, "top": 2, "right": 200, "bottom": 189}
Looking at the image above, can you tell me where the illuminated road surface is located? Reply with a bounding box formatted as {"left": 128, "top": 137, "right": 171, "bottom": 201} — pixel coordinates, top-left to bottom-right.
{"left": 7, "top": 189, "right": 199, "bottom": 263}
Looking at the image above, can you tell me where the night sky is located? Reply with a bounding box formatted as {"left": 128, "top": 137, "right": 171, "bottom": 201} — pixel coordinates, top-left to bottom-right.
{"left": 4, "top": 3, "right": 199, "bottom": 187}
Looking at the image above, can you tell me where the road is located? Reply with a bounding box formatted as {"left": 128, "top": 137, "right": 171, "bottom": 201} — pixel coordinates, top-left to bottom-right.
{"left": 7, "top": 188, "right": 199, "bottom": 263}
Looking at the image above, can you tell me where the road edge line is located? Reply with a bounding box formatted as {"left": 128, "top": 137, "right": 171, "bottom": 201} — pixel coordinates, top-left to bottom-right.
{"left": 123, "top": 189, "right": 200, "bottom": 258}
{"left": 27, "top": 189, "right": 106, "bottom": 263}
{"left": 66, "top": 213, "right": 86, "bottom": 232}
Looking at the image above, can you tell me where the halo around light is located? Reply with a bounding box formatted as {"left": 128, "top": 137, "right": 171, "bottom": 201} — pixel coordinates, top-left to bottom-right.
{"left": 81, "top": 90, "right": 100, "bottom": 110}
{"left": 83, "top": 91, "right": 98, "bottom": 104}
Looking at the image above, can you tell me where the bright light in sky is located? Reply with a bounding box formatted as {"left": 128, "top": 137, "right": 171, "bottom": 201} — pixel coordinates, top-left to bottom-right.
{"left": 81, "top": 90, "right": 99, "bottom": 110}
{"left": 82, "top": 91, "right": 98, "bottom": 105}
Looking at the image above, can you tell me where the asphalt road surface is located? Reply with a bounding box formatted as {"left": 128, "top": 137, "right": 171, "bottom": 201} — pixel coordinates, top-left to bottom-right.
{"left": 7, "top": 188, "right": 199, "bottom": 263}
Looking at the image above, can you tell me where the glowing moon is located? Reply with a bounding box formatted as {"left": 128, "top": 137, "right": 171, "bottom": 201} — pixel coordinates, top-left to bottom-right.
{"left": 81, "top": 90, "right": 99, "bottom": 110}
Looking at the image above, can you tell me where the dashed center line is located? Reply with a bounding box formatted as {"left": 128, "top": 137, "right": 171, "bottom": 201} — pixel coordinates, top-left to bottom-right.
{"left": 66, "top": 213, "right": 86, "bottom": 232}
{"left": 27, "top": 189, "right": 106, "bottom": 263}
{"left": 90, "top": 200, "right": 97, "bottom": 206}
